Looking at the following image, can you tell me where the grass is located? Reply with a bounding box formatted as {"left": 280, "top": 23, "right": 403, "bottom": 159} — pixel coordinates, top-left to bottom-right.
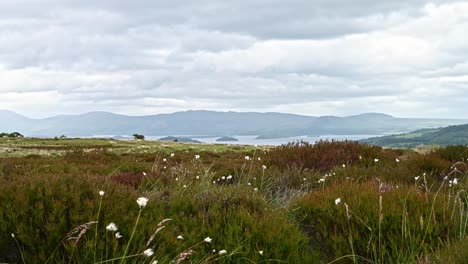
{"left": 0, "top": 138, "right": 466, "bottom": 263}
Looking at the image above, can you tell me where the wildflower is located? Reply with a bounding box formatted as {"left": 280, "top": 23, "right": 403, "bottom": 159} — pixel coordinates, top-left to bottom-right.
{"left": 303, "top": 178, "right": 306, "bottom": 181}
{"left": 163, "top": 158, "right": 167, "bottom": 162}
{"left": 248, "top": 182, "right": 251, "bottom": 186}
{"left": 175, "top": 177, "right": 179, "bottom": 181}
{"left": 212, "top": 181, "right": 216, "bottom": 184}
{"left": 196, "top": 176, "right": 200, "bottom": 180}
{"left": 137, "top": 197, "right": 149, "bottom": 208}
{"left": 221, "top": 176, "right": 226, "bottom": 180}
{"left": 453, "top": 178, "right": 458, "bottom": 185}
{"left": 115, "top": 232, "right": 122, "bottom": 239}
{"left": 143, "top": 248, "right": 154, "bottom": 257}
{"left": 152, "top": 261, "right": 158, "bottom": 264}
{"left": 204, "top": 237, "right": 212, "bottom": 243}
{"left": 195, "top": 155, "right": 200, "bottom": 159}
{"left": 415, "top": 176, "right": 420, "bottom": 181}
{"left": 449, "top": 180, "right": 453, "bottom": 187}
{"left": 143, "top": 172, "right": 147, "bottom": 176}
{"left": 183, "top": 185, "right": 187, "bottom": 188}
{"left": 11, "top": 233, "right": 14, "bottom": 238}
{"left": 218, "top": 249, "right": 227, "bottom": 255}
{"left": 99, "top": 190, "right": 105, "bottom": 197}
{"left": 374, "top": 158, "right": 379, "bottom": 163}
{"left": 318, "top": 178, "right": 325, "bottom": 183}
{"left": 177, "top": 235, "right": 184, "bottom": 240}
{"left": 259, "top": 250, "right": 264, "bottom": 255}
{"left": 163, "top": 166, "right": 166, "bottom": 169}
{"left": 171, "top": 153, "right": 175, "bottom": 157}
{"left": 335, "top": 198, "right": 341, "bottom": 205}
{"left": 396, "top": 158, "right": 400, "bottom": 163}
{"left": 212, "top": 249, "right": 216, "bottom": 253}
{"left": 226, "top": 175, "right": 233, "bottom": 180}
{"left": 254, "top": 188, "right": 258, "bottom": 192}
{"left": 359, "top": 155, "right": 362, "bottom": 160}
{"left": 262, "top": 165, "right": 267, "bottom": 170}
{"left": 106, "top": 223, "right": 118, "bottom": 232}
{"left": 443, "top": 176, "right": 448, "bottom": 181}
{"left": 245, "top": 156, "right": 250, "bottom": 160}
{"left": 258, "top": 157, "right": 261, "bottom": 161}
{"left": 342, "top": 164, "right": 346, "bottom": 168}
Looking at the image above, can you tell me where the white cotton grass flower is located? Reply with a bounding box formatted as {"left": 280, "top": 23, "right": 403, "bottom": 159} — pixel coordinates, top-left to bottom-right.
{"left": 453, "top": 178, "right": 458, "bottom": 185}
{"left": 177, "top": 235, "right": 184, "bottom": 240}
{"left": 183, "top": 185, "right": 187, "bottom": 188}
{"left": 196, "top": 176, "right": 200, "bottom": 180}
{"left": 115, "top": 232, "right": 122, "bottom": 239}
{"left": 106, "top": 222, "right": 118, "bottom": 232}
{"left": 195, "top": 155, "right": 200, "bottom": 159}
{"left": 262, "top": 165, "right": 267, "bottom": 170}
{"left": 254, "top": 188, "right": 258, "bottom": 192}
{"left": 99, "top": 190, "right": 105, "bottom": 197}
{"left": 163, "top": 158, "right": 167, "bottom": 162}
{"left": 374, "top": 158, "right": 379, "bottom": 163}
{"left": 143, "top": 248, "right": 154, "bottom": 257}
{"left": 226, "top": 175, "right": 233, "bottom": 180}
{"left": 396, "top": 158, "right": 400, "bottom": 163}
{"left": 342, "top": 164, "right": 346, "bottom": 168}
{"left": 415, "top": 176, "right": 420, "bottom": 181}
{"left": 137, "top": 197, "right": 149, "bottom": 208}
{"left": 318, "top": 178, "right": 325, "bottom": 183}
{"left": 218, "top": 249, "right": 227, "bottom": 255}
{"left": 248, "top": 182, "right": 251, "bottom": 186}
{"left": 152, "top": 261, "right": 158, "bottom": 264}
{"left": 204, "top": 237, "right": 212, "bottom": 243}
{"left": 258, "top": 157, "right": 261, "bottom": 161}
{"left": 11, "top": 233, "right": 14, "bottom": 238}
{"left": 143, "top": 172, "right": 147, "bottom": 176}
{"left": 335, "top": 198, "right": 341, "bottom": 205}
{"left": 259, "top": 250, "right": 264, "bottom": 255}
{"left": 221, "top": 176, "right": 226, "bottom": 180}
{"left": 245, "top": 156, "right": 250, "bottom": 160}
{"left": 170, "top": 153, "right": 174, "bottom": 157}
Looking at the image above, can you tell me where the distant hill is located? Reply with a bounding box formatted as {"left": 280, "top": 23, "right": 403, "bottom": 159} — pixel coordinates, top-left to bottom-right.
{"left": 1, "top": 110, "right": 467, "bottom": 138}
{"left": 360, "top": 124, "right": 468, "bottom": 147}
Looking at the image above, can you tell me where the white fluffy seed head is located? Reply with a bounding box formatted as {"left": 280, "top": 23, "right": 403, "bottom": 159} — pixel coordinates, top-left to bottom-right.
{"left": 99, "top": 190, "right": 105, "bottom": 197}
{"left": 143, "top": 248, "right": 154, "bottom": 257}
{"left": 137, "top": 197, "right": 149, "bottom": 208}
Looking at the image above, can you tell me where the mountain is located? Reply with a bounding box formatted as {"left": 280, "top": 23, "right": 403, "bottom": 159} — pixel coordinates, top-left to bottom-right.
{"left": 1, "top": 110, "right": 467, "bottom": 138}
{"left": 360, "top": 124, "right": 468, "bottom": 148}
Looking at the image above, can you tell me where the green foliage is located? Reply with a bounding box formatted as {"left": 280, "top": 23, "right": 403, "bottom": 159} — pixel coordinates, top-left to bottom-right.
{"left": 0, "top": 132, "right": 24, "bottom": 138}
{"left": 132, "top": 134, "right": 145, "bottom": 140}
{"left": 0, "top": 140, "right": 466, "bottom": 263}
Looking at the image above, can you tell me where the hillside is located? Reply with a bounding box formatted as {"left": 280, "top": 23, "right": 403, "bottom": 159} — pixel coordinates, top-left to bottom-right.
{"left": 361, "top": 124, "right": 468, "bottom": 147}
{"left": 1, "top": 110, "right": 467, "bottom": 138}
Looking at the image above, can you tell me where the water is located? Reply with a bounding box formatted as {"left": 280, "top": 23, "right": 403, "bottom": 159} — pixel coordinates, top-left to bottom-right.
{"left": 143, "top": 134, "right": 380, "bottom": 146}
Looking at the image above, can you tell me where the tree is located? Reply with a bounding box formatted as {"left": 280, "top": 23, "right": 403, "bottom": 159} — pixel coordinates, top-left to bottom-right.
{"left": 133, "top": 134, "right": 145, "bottom": 140}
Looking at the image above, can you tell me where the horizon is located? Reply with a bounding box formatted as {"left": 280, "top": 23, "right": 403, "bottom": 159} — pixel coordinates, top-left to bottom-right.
{"left": 2, "top": 108, "right": 466, "bottom": 120}
{"left": 1, "top": 1, "right": 467, "bottom": 119}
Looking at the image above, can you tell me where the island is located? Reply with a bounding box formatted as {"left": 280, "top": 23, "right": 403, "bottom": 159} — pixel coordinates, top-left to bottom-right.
{"left": 216, "top": 136, "right": 239, "bottom": 142}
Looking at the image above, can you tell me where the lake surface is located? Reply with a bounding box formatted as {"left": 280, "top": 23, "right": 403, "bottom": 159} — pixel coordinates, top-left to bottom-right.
{"left": 144, "top": 134, "right": 381, "bottom": 146}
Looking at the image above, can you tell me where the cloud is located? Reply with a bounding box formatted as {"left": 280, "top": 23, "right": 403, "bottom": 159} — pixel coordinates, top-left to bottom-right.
{"left": 0, "top": 0, "right": 467, "bottom": 119}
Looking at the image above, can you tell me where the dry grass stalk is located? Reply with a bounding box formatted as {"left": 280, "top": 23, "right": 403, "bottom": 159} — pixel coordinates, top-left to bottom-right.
{"left": 175, "top": 249, "right": 194, "bottom": 264}
{"left": 65, "top": 221, "right": 98, "bottom": 246}
{"left": 145, "top": 218, "right": 172, "bottom": 247}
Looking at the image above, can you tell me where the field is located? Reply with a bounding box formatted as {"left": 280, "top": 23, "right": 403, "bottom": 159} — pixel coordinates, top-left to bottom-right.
{"left": 0, "top": 138, "right": 467, "bottom": 263}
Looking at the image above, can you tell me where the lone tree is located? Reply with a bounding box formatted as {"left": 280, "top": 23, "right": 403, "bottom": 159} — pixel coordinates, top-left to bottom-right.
{"left": 132, "top": 134, "right": 145, "bottom": 140}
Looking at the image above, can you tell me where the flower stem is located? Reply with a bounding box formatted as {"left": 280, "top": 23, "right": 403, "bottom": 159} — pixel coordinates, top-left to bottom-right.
{"left": 120, "top": 208, "right": 142, "bottom": 264}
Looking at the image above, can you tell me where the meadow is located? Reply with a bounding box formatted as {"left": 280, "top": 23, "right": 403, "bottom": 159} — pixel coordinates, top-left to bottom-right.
{"left": 0, "top": 138, "right": 466, "bottom": 263}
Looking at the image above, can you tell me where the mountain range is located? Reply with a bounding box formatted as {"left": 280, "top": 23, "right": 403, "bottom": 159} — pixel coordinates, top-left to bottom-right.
{"left": 1, "top": 110, "right": 467, "bottom": 138}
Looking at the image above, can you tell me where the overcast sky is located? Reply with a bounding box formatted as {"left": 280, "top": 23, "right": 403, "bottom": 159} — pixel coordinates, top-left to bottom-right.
{"left": 1, "top": 0, "right": 467, "bottom": 118}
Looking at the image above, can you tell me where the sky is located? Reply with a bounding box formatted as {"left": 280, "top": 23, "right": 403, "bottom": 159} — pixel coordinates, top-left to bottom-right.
{"left": 0, "top": 0, "right": 467, "bottom": 118}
